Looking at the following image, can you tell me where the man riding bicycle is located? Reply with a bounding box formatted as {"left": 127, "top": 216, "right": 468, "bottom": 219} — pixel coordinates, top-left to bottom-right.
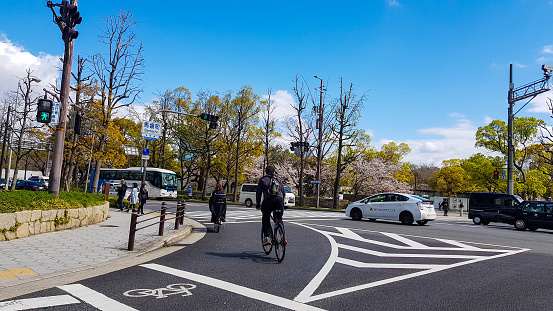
{"left": 256, "top": 165, "right": 285, "bottom": 246}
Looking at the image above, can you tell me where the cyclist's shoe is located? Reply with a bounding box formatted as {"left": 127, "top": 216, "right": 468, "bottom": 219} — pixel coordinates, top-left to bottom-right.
{"left": 262, "top": 237, "right": 271, "bottom": 246}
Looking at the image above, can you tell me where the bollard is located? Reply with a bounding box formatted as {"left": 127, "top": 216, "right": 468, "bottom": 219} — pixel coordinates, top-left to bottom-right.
{"left": 175, "top": 201, "right": 181, "bottom": 230}
{"left": 128, "top": 209, "right": 138, "bottom": 251}
{"left": 180, "top": 201, "right": 185, "bottom": 225}
{"left": 159, "top": 202, "right": 166, "bottom": 236}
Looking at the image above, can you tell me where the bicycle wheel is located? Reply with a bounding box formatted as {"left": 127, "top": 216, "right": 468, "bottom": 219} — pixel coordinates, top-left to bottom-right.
{"left": 214, "top": 219, "right": 220, "bottom": 233}
{"left": 274, "top": 224, "right": 286, "bottom": 263}
{"left": 262, "top": 226, "right": 273, "bottom": 254}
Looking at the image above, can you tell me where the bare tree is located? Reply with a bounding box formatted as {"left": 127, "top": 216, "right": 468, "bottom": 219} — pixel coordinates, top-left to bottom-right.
{"left": 330, "top": 77, "right": 366, "bottom": 209}
{"left": 9, "top": 70, "right": 42, "bottom": 190}
{"left": 260, "top": 88, "right": 280, "bottom": 171}
{"left": 90, "top": 10, "right": 144, "bottom": 193}
{"left": 286, "top": 75, "right": 312, "bottom": 206}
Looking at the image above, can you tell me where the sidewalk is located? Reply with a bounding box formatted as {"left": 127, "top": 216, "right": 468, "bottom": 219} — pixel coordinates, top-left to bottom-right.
{"left": 434, "top": 212, "right": 473, "bottom": 222}
{"left": 0, "top": 208, "right": 197, "bottom": 300}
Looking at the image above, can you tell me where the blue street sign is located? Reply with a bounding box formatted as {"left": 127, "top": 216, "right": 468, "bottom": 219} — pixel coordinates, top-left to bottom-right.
{"left": 142, "top": 148, "right": 150, "bottom": 156}
{"left": 310, "top": 181, "right": 321, "bottom": 184}
{"left": 501, "top": 170, "right": 506, "bottom": 180}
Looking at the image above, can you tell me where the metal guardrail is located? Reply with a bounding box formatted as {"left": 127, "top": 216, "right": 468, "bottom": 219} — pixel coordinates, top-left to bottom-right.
{"left": 127, "top": 200, "right": 186, "bottom": 251}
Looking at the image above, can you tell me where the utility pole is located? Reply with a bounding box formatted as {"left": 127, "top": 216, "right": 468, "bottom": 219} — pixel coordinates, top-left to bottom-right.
{"left": 506, "top": 64, "right": 551, "bottom": 194}
{"left": 46, "top": 0, "right": 81, "bottom": 196}
{"left": 314, "top": 76, "right": 324, "bottom": 209}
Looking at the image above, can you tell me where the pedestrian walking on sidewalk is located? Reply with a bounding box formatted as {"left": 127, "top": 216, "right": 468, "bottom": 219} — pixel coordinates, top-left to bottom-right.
{"left": 116, "top": 179, "right": 128, "bottom": 211}
{"left": 440, "top": 198, "right": 449, "bottom": 216}
{"left": 138, "top": 183, "right": 148, "bottom": 215}
{"left": 127, "top": 183, "right": 138, "bottom": 212}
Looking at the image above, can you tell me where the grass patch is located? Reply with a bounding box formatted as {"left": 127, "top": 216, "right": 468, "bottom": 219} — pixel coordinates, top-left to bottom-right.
{"left": 0, "top": 191, "right": 106, "bottom": 213}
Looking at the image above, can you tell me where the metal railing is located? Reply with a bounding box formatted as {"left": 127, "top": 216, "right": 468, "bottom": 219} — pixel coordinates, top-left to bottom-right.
{"left": 128, "top": 200, "right": 186, "bottom": 251}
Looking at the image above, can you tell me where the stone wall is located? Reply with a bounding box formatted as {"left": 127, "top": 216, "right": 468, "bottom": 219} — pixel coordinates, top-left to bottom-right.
{"left": 0, "top": 202, "right": 110, "bottom": 241}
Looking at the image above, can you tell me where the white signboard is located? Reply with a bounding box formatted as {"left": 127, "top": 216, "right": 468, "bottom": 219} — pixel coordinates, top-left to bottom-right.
{"left": 141, "top": 121, "right": 162, "bottom": 140}
{"left": 50, "top": 102, "right": 61, "bottom": 125}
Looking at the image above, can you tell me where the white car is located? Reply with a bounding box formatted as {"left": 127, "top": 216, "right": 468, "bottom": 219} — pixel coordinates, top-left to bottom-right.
{"left": 239, "top": 183, "right": 295, "bottom": 208}
{"left": 345, "top": 192, "right": 436, "bottom": 225}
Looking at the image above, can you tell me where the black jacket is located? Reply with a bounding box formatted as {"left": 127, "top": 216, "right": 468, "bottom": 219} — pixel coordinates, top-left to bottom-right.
{"left": 117, "top": 183, "right": 127, "bottom": 197}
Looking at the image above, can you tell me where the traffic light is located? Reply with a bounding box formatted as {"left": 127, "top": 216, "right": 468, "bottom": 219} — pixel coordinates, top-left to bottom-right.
{"left": 493, "top": 170, "right": 499, "bottom": 180}
{"left": 199, "top": 113, "right": 219, "bottom": 122}
{"left": 209, "top": 121, "right": 217, "bottom": 130}
{"left": 59, "top": 0, "right": 81, "bottom": 42}
{"left": 37, "top": 99, "right": 53, "bottom": 123}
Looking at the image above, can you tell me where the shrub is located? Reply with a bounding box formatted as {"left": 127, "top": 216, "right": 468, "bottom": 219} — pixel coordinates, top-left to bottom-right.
{"left": 0, "top": 191, "right": 106, "bottom": 213}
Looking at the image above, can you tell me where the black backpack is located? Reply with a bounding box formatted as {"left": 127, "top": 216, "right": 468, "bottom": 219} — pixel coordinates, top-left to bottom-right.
{"left": 268, "top": 176, "right": 282, "bottom": 196}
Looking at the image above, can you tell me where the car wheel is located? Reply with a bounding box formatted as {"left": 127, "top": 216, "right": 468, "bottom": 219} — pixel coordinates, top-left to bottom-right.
{"left": 350, "top": 208, "right": 362, "bottom": 221}
{"left": 473, "top": 215, "right": 482, "bottom": 225}
{"left": 528, "top": 226, "right": 538, "bottom": 231}
{"left": 514, "top": 218, "right": 528, "bottom": 231}
{"left": 416, "top": 220, "right": 428, "bottom": 226}
{"left": 481, "top": 220, "right": 490, "bottom": 225}
{"left": 245, "top": 199, "right": 253, "bottom": 208}
{"left": 400, "top": 212, "right": 414, "bottom": 225}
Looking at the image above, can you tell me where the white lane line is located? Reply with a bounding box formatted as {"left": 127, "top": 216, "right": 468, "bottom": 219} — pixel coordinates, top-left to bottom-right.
{"left": 294, "top": 224, "right": 339, "bottom": 304}
{"left": 380, "top": 232, "right": 428, "bottom": 249}
{"left": 434, "top": 238, "right": 482, "bottom": 250}
{"left": 58, "top": 284, "right": 138, "bottom": 311}
{"left": 337, "top": 243, "right": 483, "bottom": 259}
{"left": 0, "top": 295, "right": 79, "bottom": 311}
{"left": 336, "top": 258, "right": 450, "bottom": 269}
{"left": 141, "top": 263, "right": 326, "bottom": 311}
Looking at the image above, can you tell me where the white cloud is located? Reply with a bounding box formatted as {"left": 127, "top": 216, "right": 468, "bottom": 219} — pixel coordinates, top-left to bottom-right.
{"left": 543, "top": 45, "right": 553, "bottom": 54}
{"left": 0, "top": 34, "right": 60, "bottom": 98}
{"left": 375, "top": 117, "right": 488, "bottom": 166}
{"left": 484, "top": 116, "right": 493, "bottom": 124}
{"left": 261, "top": 90, "right": 297, "bottom": 121}
{"left": 527, "top": 90, "right": 553, "bottom": 114}
{"left": 386, "top": 0, "right": 400, "bottom": 7}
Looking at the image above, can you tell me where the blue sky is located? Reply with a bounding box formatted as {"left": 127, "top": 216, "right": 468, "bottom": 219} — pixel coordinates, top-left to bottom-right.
{"left": 2, "top": 0, "right": 553, "bottom": 165}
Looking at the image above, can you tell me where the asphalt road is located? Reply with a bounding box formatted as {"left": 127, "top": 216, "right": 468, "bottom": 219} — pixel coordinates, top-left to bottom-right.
{"left": 3, "top": 203, "right": 553, "bottom": 310}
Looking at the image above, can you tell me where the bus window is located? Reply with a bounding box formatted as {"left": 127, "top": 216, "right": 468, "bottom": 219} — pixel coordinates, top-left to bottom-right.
{"left": 128, "top": 170, "right": 142, "bottom": 181}
{"left": 161, "top": 173, "right": 177, "bottom": 189}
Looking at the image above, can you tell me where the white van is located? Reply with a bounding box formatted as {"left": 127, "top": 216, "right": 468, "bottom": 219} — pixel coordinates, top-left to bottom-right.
{"left": 239, "top": 183, "right": 295, "bottom": 208}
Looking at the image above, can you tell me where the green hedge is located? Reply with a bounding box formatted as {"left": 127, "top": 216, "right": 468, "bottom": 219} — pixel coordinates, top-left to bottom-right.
{"left": 0, "top": 191, "right": 107, "bottom": 213}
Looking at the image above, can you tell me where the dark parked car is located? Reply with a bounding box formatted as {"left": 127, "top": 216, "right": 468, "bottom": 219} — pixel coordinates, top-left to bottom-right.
{"left": 14, "top": 180, "right": 46, "bottom": 191}
{"left": 0, "top": 178, "right": 6, "bottom": 190}
{"left": 500, "top": 200, "right": 553, "bottom": 231}
{"left": 468, "top": 192, "right": 523, "bottom": 225}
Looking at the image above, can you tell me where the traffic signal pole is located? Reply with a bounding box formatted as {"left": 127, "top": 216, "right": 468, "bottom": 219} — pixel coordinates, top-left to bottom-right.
{"left": 47, "top": 0, "right": 79, "bottom": 196}
{"left": 506, "top": 64, "right": 551, "bottom": 195}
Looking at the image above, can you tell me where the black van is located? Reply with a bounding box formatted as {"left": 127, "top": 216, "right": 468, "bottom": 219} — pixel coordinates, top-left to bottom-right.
{"left": 468, "top": 192, "right": 523, "bottom": 225}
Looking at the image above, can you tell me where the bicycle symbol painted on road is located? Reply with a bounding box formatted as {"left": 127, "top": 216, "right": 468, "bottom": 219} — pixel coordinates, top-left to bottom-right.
{"left": 123, "top": 283, "right": 197, "bottom": 299}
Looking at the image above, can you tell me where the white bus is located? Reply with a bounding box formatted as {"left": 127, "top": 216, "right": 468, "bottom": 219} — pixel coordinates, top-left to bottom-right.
{"left": 91, "top": 167, "right": 178, "bottom": 199}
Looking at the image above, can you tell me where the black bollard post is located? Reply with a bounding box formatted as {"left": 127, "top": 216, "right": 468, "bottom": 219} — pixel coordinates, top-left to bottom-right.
{"left": 128, "top": 209, "right": 138, "bottom": 251}
{"left": 180, "top": 201, "right": 185, "bottom": 225}
{"left": 159, "top": 202, "right": 166, "bottom": 236}
{"left": 175, "top": 201, "right": 181, "bottom": 230}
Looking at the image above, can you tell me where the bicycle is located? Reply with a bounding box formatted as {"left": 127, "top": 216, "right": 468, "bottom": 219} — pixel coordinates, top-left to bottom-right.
{"left": 214, "top": 216, "right": 222, "bottom": 233}
{"left": 261, "top": 209, "right": 286, "bottom": 263}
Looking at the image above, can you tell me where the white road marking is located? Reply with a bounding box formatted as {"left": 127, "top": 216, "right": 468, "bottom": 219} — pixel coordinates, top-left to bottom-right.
{"left": 336, "top": 243, "right": 483, "bottom": 259}
{"left": 0, "top": 295, "right": 79, "bottom": 311}
{"left": 58, "top": 284, "right": 138, "bottom": 311}
{"left": 141, "top": 263, "right": 327, "bottom": 311}
{"left": 291, "top": 222, "right": 530, "bottom": 303}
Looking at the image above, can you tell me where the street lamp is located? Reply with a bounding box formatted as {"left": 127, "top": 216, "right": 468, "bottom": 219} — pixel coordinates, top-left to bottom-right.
{"left": 506, "top": 64, "right": 551, "bottom": 194}
{"left": 314, "top": 75, "right": 324, "bottom": 208}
